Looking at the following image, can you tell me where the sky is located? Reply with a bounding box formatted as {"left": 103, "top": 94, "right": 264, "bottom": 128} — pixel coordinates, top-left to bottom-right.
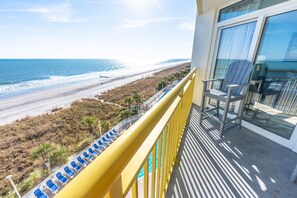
{"left": 0, "top": 0, "right": 197, "bottom": 62}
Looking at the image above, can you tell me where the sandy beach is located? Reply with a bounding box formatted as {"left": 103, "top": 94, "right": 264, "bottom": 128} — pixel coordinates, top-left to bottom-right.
{"left": 0, "top": 62, "right": 188, "bottom": 125}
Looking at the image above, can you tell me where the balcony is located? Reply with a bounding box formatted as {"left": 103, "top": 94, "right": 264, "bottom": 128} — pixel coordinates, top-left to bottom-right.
{"left": 55, "top": 69, "right": 297, "bottom": 198}
{"left": 166, "top": 104, "right": 297, "bottom": 198}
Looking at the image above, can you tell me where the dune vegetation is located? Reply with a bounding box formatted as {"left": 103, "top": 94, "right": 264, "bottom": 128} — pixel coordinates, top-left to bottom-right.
{"left": 0, "top": 63, "right": 190, "bottom": 197}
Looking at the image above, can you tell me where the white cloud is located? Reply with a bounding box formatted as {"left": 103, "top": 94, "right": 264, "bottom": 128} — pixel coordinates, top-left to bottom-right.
{"left": 25, "top": 2, "right": 86, "bottom": 23}
{"left": 0, "top": 3, "right": 86, "bottom": 23}
{"left": 178, "top": 21, "right": 195, "bottom": 31}
{"left": 107, "top": 0, "right": 128, "bottom": 5}
{"left": 107, "top": 0, "right": 164, "bottom": 13}
{"left": 116, "top": 17, "right": 185, "bottom": 29}
{"left": 152, "top": 0, "right": 165, "bottom": 13}
{"left": 81, "top": 0, "right": 103, "bottom": 5}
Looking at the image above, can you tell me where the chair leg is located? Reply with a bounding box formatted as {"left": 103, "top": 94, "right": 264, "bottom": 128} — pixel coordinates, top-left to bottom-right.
{"left": 199, "top": 95, "right": 205, "bottom": 125}
{"left": 220, "top": 101, "right": 229, "bottom": 137}
{"left": 237, "top": 99, "right": 245, "bottom": 130}
{"left": 216, "top": 100, "right": 220, "bottom": 117}
{"left": 245, "top": 92, "right": 253, "bottom": 115}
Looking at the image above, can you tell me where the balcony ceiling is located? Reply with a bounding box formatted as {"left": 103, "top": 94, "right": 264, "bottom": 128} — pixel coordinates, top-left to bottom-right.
{"left": 196, "top": 0, "right": 237, "bottom": 15}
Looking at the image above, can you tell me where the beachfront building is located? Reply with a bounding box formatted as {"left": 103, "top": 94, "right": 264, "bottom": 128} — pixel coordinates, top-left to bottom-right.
{"left": 53, "top": 0, "right": 297, "bottom": 197}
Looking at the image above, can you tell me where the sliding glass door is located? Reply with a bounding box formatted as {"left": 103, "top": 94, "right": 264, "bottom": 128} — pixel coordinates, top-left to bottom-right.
{"left": 213, "top": 9, "right": 297, "bottom": 140}
{"left": 243, "top": 10, "right": 297, "bottom": 139}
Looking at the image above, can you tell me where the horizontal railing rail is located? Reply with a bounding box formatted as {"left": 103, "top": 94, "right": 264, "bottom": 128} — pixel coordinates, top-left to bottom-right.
{"left": 55, "top": 68, "right": 196, "bottom": 198}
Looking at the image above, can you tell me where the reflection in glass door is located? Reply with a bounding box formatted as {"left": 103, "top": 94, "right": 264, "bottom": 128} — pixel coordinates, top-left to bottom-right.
{"left": 214, "top": 21, "right": 256, "bottom": 79}
{"left": 244, "top": 10, "right": 297, "bottom": 139}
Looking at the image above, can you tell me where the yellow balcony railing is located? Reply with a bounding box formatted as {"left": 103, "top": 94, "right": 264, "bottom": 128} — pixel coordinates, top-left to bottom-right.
{"left": 55, "top": 68, "right": 196, "bottom": 198}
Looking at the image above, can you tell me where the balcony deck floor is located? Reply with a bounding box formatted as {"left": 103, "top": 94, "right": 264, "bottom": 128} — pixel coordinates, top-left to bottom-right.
{"left": 166, "top": 105, "right": 297, "bottom": 198}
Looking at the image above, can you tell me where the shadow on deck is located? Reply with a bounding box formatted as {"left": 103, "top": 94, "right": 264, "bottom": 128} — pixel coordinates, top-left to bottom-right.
{"left": 166, "top": 104, "right": 297, "bottom": 198}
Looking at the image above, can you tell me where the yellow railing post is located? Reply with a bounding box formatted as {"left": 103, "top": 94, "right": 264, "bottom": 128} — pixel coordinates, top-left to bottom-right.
{"left": 132, "top": 180, "right": 138, "bottom": 198}
{"left": 155, "top": 135, "right": 163, "bottom": 197}
{"left": 151, "top": 146, "right": 156, "bottom": 198}
{"left": 144, "top": 160, "right": 149, "bottom": 198}
{"left": 108, "top": 176, "right": 123, "bottom": 198}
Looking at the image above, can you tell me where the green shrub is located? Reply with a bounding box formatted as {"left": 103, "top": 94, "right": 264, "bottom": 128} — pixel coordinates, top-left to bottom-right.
{"left": 18, "top": 170, "right": 41, "bottom": 193}
{"left": 2, "top": 192, "right": 17, "bottom": 198}
{"left": 100, "top": 121, "right": 110, "bottom": 133}
{"left": 76, "top": 137, "right": 93, "bottom": 151}
{"left": 124, "top": 97, "right": 133, "bottom": 110}
{"left": 83, "top": 116, "right": 97, "bottom": 137}
{"left": 120, "top": 109, "right": 130, "bottom": 119}
{"left": 157, "top": 80, "right": 168, "bottom": 91}
{"left": 31, "top": 143, "right": 69, "bottom": 173}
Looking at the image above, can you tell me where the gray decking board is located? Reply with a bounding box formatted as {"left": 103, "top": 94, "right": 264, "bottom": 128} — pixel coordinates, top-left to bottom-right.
{"left": 166, "top": 105, "right": 297, "bottom": 198}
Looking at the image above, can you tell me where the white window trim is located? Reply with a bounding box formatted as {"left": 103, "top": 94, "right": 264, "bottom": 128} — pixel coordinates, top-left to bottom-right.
{"left": 217, "top": 0, "right": 296, "bottom": 25}
{"left": 207, "top": 0, "right": 297, "bottom": 151}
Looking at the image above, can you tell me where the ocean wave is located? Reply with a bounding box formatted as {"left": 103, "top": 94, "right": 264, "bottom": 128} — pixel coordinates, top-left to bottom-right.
{"left": 0, "top": 71, "right": 114, "bottom": 97}
{"left": 0, "top": 60, "right": 189, "bottom": 98}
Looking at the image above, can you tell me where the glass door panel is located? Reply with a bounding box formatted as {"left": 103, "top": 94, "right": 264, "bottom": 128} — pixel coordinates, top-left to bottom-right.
{"left": 214, "top": 21, "right": 256, "bottom": 80}
{"left": 244, "top": 10, "right": 297, "bottom": 139}
{"left": 212, "top": 21, "right": 256, "bottom": 110}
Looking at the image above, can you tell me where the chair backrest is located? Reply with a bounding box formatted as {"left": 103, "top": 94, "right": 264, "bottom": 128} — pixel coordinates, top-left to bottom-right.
{"left": 56, "top": 172, "right": 62, "bottom": 179}
{"left": 71, "top": 161, "right": 81, "bottom": 169}
{"left": 64, "top": 166, "right": 70, "bottom": 172}
{"left": 34, "top": 189, "right": 42, "bottom": 196}
{"left": 46, "top": 180, "right": 53, "bottom": 187}
{"left": 221, "top": 60, "right": 254, "bottom": 95}
{"left": 78, "top": 156, "right": 86, "bottom": 164}
{"left": 109, "top": 131, "right": 115, "bottom": 136}
{"left": 71, "top": 161, "right": 76, "bottom": 167}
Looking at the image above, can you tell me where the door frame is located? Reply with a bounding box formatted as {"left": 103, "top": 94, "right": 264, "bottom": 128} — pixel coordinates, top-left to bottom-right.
{"left": 207, "top": 0, "right": 297, "bottom": 151}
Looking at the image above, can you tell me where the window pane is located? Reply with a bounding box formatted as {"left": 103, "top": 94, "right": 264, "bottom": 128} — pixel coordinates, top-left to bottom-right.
{"left": 244, "top": 10, "right": 297, "bottom": 139}
{"left": 219, "top": 0, "right": 289, "bottom": 22}
{"left": 214, "top": 22, "right": 256, "bottom": 80}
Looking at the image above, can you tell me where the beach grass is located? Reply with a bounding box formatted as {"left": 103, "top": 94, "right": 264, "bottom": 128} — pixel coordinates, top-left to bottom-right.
{"left": 0, "top": 63, "right": 190, "bottom": 196}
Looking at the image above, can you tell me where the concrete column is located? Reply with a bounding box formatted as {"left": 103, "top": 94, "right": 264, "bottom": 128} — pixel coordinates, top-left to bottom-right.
{"left": 191, "top": 8, "right": 217, "bottom": 106}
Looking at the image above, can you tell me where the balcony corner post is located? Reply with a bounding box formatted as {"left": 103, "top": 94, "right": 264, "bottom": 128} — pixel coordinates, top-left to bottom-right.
{"left": 108, "top": 176, "right": 123, "bottom": 198}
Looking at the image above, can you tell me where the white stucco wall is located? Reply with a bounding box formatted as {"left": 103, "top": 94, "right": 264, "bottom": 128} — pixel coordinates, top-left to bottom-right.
{"left": 191, "top": 0, "right": 242, "bottom": 106}
{"left": 191, "top": 8, "right": 217, "bottom": 106}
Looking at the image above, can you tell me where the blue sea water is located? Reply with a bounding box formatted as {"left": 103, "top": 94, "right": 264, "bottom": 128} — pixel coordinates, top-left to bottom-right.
{"left": 0, "top": 59, "right": 188, "bottom": 98}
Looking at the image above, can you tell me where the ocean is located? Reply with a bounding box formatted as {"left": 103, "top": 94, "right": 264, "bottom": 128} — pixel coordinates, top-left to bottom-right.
{"left": 0, "top": 59, "right": 188, "bottom": 98}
